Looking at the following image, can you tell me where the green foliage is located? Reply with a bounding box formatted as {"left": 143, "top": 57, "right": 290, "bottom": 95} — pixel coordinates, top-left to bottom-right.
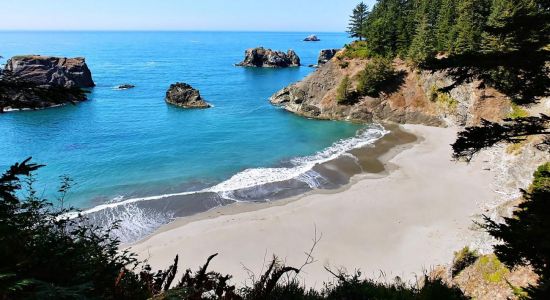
{"left": 484, "top": 162, "right": 550, "bottom": 298}
{"left": 341, "top": 41, "right": 371, "bottom": 59}
{"left": 356, "top": 57, "right": 397, "bottom": 97}
{"left": 507, "top": 103, "right": 529, "bottom": 119}
{"left": 452, "top": 247, "right": 479, "bottom": 277}
{"left": 336, "top": 76, "right": 351, "bottom": 104}
{"left": 408, "top": 16, "right": 436, "bottom": 65}
{"left": 451, "top": 0, "right": 491, "bottom": 54}
{"left": 477, "top": 255, "right": 510, "bottom": 284}
{"left": 347, "top": 2, "right": 370, "bottom": 41}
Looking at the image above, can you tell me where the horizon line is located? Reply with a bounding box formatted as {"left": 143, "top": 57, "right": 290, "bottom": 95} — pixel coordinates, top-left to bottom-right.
{"left": 0, "top": 29, "right": 347, "bottom": 34}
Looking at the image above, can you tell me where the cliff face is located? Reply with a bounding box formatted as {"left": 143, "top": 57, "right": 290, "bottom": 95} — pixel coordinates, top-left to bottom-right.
{"left": 4, "top": 55, "right": 95, "bottom": 88}
{"left": 270, "top": 55, "right": 512, "bottom": 128}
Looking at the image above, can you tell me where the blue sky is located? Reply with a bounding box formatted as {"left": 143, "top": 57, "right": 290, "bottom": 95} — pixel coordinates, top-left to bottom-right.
{"left": 0, "top": 0, "right": 376, "bottom": 32}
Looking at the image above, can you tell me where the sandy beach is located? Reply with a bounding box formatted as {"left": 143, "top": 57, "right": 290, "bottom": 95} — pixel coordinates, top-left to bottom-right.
{"left": 130, "top": 125, "right": 495, "bottom": 288}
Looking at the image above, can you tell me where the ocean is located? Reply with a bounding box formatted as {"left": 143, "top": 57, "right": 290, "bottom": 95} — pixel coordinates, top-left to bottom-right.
{"left": 0, "top": 31, "right": 386, "bottom": 241}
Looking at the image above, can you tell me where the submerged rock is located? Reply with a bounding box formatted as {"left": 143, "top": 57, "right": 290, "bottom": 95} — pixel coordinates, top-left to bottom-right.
{"left": 116, "top": 84, "right": 135, "bottom": 90}
{"left": 304, "top": 35, "right": 320, "bottom": 42}
{"left": 318, "top": 49, "right": 340, "bottom": 65}
{"left": 236, "top": 47, "right": 300, "bottom": 68}
{"left": 4, "top": 55, "right": 95, "bottom": 88}
{"left": 165, "top": 83, "right": 211, "bottom": 109}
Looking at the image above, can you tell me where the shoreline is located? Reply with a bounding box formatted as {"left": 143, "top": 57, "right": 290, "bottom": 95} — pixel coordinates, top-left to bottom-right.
{"left": 129, "top": 124, "right": 495, "bottom": 287}
{"left": 128, "top": 123, "right": 419, "bottom": 246}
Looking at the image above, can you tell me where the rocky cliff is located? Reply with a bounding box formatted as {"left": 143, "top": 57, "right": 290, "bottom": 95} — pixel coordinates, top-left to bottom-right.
{"left": 4, "top": 55, "right": 95, "bottom": 88}
{"left": 270, "top": 54, "right": 513, "bottom": 128}
{"left": 236, "top": 47, "right": 300, "bottom": 68}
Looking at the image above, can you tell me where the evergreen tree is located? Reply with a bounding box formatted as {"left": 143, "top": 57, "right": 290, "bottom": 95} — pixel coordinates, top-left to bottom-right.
{"left": 347, "top": 2, "right": 370, "bottom": 41}
{"left": 435, "top": 0, "right": 457, "bottom": 52}
{"left": 408, "top": 15, "right": 436, "bottom": 64}
{"left": 452, "top": 0, "right": 491, "bottom": 54}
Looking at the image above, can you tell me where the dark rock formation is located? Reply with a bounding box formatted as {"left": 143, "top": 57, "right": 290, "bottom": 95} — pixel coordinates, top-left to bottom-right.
{"left": 0, "top": 55, "right": 94, "bottom": 112}
{"left": 318, "top": 49, "right": 339, "bottom": 65}
{"left": 116, "top": 84, "right": 135, "bottom": 90}
{"left": 0, "top": 74, "right": 89, "bottom": 112}
{"left": 165, "top": 83, "right": 211, "bottom": 109}
{"left": 4, "top": 55, "right": 95, "bottom": 88}
{"left": 236, "top": 47, "right": 300, "bottom": 68}
{"left": 304, "top": 35, "right": 320, "bottom": 42}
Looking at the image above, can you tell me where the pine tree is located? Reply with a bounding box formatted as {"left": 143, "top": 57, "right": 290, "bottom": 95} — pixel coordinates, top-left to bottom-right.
{"left": 347, "top": 2, "right": 370, "bottom": 41}
{"left": 408, "top": 15, "right": 436, "bottom": 64}
{"left": 435, "top": 0, "right": 457, "bottom": 52}
{"left": 452, "top": 0, "right": 491, "bottom": 54}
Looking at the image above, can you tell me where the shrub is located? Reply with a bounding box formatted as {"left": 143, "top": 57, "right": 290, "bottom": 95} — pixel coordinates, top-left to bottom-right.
{"left": 356, "top": 57, "right": 397, "bottom": 97}
{"left": 336, "top": 75, "right": 351, "bottom": 104}
{"left": 452, "top": 247, "right": 479, "bottom": 277}
{"left": 341, "top": 41, "right": 370, "bottom": 59}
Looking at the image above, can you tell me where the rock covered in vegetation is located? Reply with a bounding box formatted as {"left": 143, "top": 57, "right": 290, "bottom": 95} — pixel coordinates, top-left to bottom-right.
{"left": 318, "top": 49, "right": 339, "bottom": 65}
{"left": 4, "top": 55, "right": 95, "bottom": 88}
{"left": 165, "top": 82, "right": 211, "bottom": 109}
{"left": 270, "top": 48, "right": 512, "bottom": 127}
{"left": 304, "top": 35, "right": 320, "bottom": 42}
{"left": 236, "top": 47, "right": 300, "bottom": 68}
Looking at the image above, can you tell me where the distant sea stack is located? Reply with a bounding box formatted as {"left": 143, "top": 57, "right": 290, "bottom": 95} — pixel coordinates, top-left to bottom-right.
{"left": 165, "top": 82, "right": 211, "bottom": 109}
{"left": 4, "top": 55, "right": 95, "bottom": 88}
{"left": 318, "top": 49, "right": 340, "bottom": 65}
{"left": 236, "top": 47, "right": 300, "bottom": 68}
{"left": 304, "top": 35, "right": 320, "bottom": 42}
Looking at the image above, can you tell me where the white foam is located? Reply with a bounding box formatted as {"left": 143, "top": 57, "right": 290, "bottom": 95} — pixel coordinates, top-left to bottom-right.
{"left": 77, "top": 124, "right": 388, "bottom": 216}
{"left": 208, "top": 124, "right": 387, "bottom": 192}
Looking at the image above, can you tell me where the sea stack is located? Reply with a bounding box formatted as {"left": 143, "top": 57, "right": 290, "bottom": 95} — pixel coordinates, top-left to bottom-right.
{"left": 165, "top": 82, "right": 211, "bottom": 109}
{"left": 4, "top": 55, "right": 95, "bottom": 88}
{"left": 318, "top": 49, "right": 340, "bottom": 65}
{"left": 304, "top": 35, "right": 320, "bottom": 42}
{"left": 236, "top": 47, "right": 300, "bottom": 68}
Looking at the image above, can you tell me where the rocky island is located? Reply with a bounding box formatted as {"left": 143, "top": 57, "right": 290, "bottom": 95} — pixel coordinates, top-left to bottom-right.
{"left": 304, "top": 35, "right": 320, "bottom": 42}
{"left": 5, "top": 55, "right": 95, "bottom": 88}
{"left": 236, "top": 47, "right": 300, "bottom": 68}
{"left": 165, "top": 82, "right": 211, "bottom": 109}
{"left": 0, "top": 55, "right": 94, "bottom": 112}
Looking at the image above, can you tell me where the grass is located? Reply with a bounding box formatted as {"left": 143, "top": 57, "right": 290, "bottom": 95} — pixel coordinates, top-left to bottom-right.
{"left": 430, "top": 85, "right": 459, "bottom": 112}
{"left": 507, "top": 103, "right": 529, "bottom": 119}
{"left": 339, "top": 41, "right": 371, "bottom": 59}
{"left": 452, "top": 247, "right": 479, "bottom": 277}
{"left": 477, "top": 255, "right": 510, "bottom": 284}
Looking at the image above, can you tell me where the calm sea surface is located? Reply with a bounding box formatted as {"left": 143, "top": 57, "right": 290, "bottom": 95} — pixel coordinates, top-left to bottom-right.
{"left": 0, "top": 32, "right": 387, "bottom": 239}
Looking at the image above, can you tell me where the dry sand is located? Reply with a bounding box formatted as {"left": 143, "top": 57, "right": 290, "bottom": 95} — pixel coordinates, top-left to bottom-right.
{"left": 130, "top": 125, "right": 494, "bottom": 288}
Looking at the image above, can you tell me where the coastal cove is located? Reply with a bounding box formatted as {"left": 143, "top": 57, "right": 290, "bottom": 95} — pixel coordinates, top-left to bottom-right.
{"left": 0, "top": 31, "right": 382, "bottom": 241}
{"left": 130, "top": 124, "right": 496, "bottom": 286}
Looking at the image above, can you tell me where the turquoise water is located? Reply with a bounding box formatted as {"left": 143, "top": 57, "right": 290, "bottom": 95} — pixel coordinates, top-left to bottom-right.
{"left": 0, "top": 31, "right": 368, "bottom": 211}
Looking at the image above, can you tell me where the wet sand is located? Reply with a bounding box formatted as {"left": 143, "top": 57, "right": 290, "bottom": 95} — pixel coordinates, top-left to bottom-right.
{"left": 129, "top": 125, "right": 494, "bottom": 288}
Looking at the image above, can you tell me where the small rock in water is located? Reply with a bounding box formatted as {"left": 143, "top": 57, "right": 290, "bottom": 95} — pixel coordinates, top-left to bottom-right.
{"left": 304, "top": 35, "right": 320, "bottom": 42}
{"left": 116, "top": 84, "right": 135, "bottom": 90}
{"left": 165, "top": 82, "right": 211, "bottom": 109}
